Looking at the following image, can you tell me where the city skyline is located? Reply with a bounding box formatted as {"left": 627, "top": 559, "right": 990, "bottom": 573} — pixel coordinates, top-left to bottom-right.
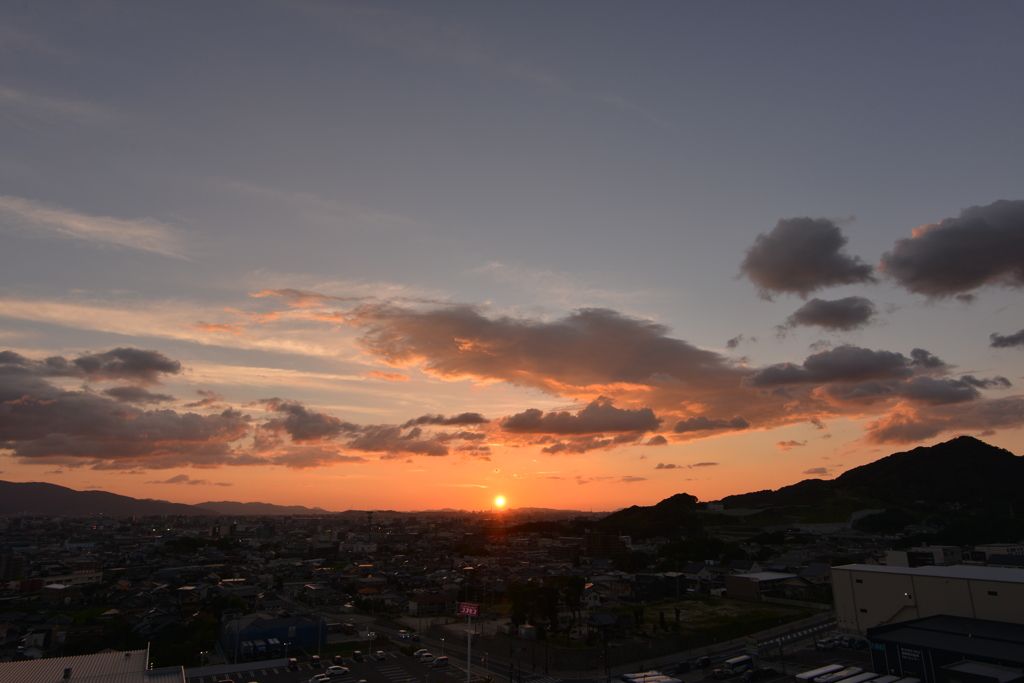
{"left": 1, "top": 2, "right": 1023, "bottom": 511}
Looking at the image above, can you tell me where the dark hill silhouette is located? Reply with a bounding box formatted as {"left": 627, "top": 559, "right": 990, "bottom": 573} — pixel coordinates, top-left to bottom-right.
{"left": 198, "top": 501, "right": 330, "bottom": 515}
{"left": 0, "top": 480, "right": 215, "bottom": 516}
{"left": 594, "top": 492, "right": 703, "bottom": 539}
{"left": 720, "top": 435, "right": 1023, "bottom": 509}
{"left": 832, "top": 436, "right": 1021, "bottom": 505}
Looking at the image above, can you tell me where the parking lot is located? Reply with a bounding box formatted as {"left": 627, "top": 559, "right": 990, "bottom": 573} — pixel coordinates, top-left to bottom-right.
{"left": 187, "top": 651, "right": 469, "bottom": 683}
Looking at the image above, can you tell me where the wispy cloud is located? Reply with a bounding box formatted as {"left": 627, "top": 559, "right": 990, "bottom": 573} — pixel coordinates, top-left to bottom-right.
{"left": 0, "top": 195, "right": 184, "bottom": 258}
{"left": 0, "top": 85, "right": 117, "bottom": 126}
{"left": 473, "top": 261, "right": 650, "bottom": 309}
{"left": 145, "top": 474, "right": 232, "bottom": 486}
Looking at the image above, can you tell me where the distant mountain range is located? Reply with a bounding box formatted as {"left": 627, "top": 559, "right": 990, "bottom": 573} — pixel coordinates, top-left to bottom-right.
{"left": 2, "top": 437, "right": 1019, "bottom": 536}
{"left": 0, "top": 480, "right": 216, "bottom": 516}
{"left": 720, "top": 435, "right": 1022, "bottom": 510}
{"left": 197, "top": 501, "right": 331, "bottom": 515}
{"left": 602, "top": 436, "right": 1024, "bottom": 543}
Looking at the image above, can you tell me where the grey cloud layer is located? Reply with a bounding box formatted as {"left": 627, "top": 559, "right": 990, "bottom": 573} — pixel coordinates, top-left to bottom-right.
{"left": 0, "top": 349, "right": 489, "bottom": 469}
{"left": 502, "top": 398, "right": 660, "bottom": 435}
{"left": 740, "top": 218, "right": 875, "bottom": 298}
{"left": 745, "top": 345, "right": 941, "bottom": 387}
{"left": 880, "top": 200, "right": 1024, "bottom": 297}
{"left": 673, "top": 415, "right": 749, "bottom": 433}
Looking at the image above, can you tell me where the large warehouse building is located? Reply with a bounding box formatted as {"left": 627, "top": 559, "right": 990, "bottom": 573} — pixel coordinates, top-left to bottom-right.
{"left": 866, "top": 615, "right": 1024, "bottom": 683}
{"left": 832, "top": 564, "right": 1024, "bottom": 635}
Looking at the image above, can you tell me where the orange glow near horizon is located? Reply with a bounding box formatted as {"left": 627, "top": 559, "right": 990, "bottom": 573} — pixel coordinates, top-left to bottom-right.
{"left": 494, "top": 495, "right": 506, "bottom": 508}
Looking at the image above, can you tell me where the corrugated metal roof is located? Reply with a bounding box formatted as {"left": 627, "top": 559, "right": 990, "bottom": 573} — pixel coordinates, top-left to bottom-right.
{"left": 0, "top": 649, "right": 184, "bottom": 683}
{"left": 833, "top": 564, "right": 1024, "bottom": 583}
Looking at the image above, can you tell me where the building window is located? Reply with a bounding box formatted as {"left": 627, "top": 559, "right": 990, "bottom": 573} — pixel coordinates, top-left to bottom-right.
{"left": 988, "top": 591, "right": 998, "bottom": 596}
{"left": 860, "top": 608, "right": 867, "bottom": 613}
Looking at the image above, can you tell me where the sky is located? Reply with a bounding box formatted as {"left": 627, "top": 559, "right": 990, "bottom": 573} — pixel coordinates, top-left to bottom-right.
{"left": 1, "top": 1, "right": 1023, "bottom": 513}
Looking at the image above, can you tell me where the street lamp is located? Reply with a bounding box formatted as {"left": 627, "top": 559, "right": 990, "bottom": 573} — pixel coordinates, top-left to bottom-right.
{"left": 441, "top": 638, "right": 445, "bottom": 656}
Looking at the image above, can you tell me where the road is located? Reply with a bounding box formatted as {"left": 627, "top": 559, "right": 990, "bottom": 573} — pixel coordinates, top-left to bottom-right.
{"left": 189, "top": 615, "right": 847, "bottom": 683}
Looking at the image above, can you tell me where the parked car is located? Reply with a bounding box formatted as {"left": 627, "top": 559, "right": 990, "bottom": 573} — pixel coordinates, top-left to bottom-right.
{"left": 851, "top": 639, "right": 868, "bottom": 650}
{"left": 353, "top": 651, "right": 364, "bottom": 662}
{"left": 332, "top": 655, "right": 345, "bottom": 665}
{"left": 411, "top": 635, "right": 421, "bottom": 642}
{"left": 311, "top": 655, "right": 322, "bottom": 667}
{"left": 419, "top": 653, "right": 436, "bottom": 664}
{"left": 712, "top": 669, "right": 728, "bottom": 679}
{"left": 696, "top": 657, "right": 712, "bottom": 669}
{"left": 288, "top": 659, "right": 299, "bottom": 671}
{"left": 741, "top": 668, "right": 779, "bottom": 683}
{"left": 326, "top": 666, "right": 349, "bottom": 677}
{"left": 308, "top": 675, "right": 330, "bottom": 683}
{"left": 413, "top": 649, "right": 428, "bottom": 659}
{"left": 374, "top": 651, "right": 387, "bottom": 660}
{"left": 398, "top": 630, "right": 410, "bottom": 639}
{"left": 816, "top": 637, "right": 839, "bottom": 651}
{"left": 433, "top": 656, "right": 449, "bottom": 668}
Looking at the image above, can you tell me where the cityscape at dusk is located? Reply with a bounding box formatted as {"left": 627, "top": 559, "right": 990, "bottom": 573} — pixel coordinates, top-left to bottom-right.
{"left": 2, "top": 2, "right": 1023, "bottom": 512}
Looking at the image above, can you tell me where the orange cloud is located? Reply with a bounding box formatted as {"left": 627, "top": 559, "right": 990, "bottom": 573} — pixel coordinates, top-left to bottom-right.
{"left": 189, "top": 321, "right": 246, "bottom": 335}
{"left": 363, "top": 370, "right": 409, "bottom": 382}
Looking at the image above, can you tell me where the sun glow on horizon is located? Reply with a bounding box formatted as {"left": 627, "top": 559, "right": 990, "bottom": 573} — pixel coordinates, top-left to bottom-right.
{"left": 494, "top": 495, "right": 506, "bottom": 508}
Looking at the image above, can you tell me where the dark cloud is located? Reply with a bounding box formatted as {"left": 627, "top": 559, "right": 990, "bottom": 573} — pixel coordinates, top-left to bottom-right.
{"left": 803, "top": 467, "right": 829, "bottom": 475}
{"left": 103, "top": 386, "right": 175, "bottom": 404}
{"left": 961, "top": 375, "right": 1012, "bottom": 389}
{"left": 823, "top": 373, "right": 1009, "bottom": 406}
{"left": 401, "top": 412, "right": 489, "bottom": 428}
{"left": 740, "top": 217, "right": 875, "bottom": 299}
{"left": 990, "top": 329, "right": 1024, "bottom": 348}
{"left": 783, "top": 297, "right": 877, "bottom": 331}
{"left": 0, "top": 376, "right": 252, "bottom": 468}
{"left": 745, "top": 345, "right": 940, "bottom": 388}
{"left": 260, "top": 398, "right": 359, "bottom": 442}
{"left": 619, "top": 476, "right": 646, "bottom": 483}
{"left": 347, "top": 425, "right": 449, "bottom": 456}
{"left": 655, "top": 463, "right": 678, "bottom": 469}
{"left": 691, "top": 462, "right": 718, "bottom": 467}
{"left": 1, "top": 349, "right": 489, "bottom": 469}
{"left": 726, "top": 335, "right": 746, "bottom": 349}
{"left": 69, "top": 348, "right": 182, "bottom": 383}
{"left": 185, "top": 390, "right": 223, "bottom": 408}
{"left": 501, "top": 397, "right": 660, "bottom": 435}
{"left": 673, "top": 415, "right": 749, "bottom": 434}
{"left": 909, "top": 348, "right": 946, "bottom": 369}
{"left": 879, "top": 200, "right": 1024, "bottom": 297}
{"left": 347, "top": 304, "right": 748, "bottom": 400}
{"left": 0, "top": 347, "right": 181, "bottom": 384}
{"left": 776, "top": 440, "right": 806, "bottom": 451}
{"left": 898, "top": 377, "right": 981, "bottom": 405}
{"left": 644, "top": 435, "right": 668, "bottom": 446}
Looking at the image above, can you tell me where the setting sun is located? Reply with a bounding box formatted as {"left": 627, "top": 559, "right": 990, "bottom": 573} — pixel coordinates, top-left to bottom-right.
{"left": 495, "top": 496, "right": 506, "bottom": 508}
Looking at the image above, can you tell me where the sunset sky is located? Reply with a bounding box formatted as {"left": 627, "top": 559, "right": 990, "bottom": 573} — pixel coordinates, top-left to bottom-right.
{"left": 1, "top": 2, "right": 1023, "bottom": 512}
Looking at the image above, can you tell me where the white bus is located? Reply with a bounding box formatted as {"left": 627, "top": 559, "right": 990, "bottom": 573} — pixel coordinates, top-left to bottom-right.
{"left": 723, "top": 656, "right": 753, "bottom": 675}
{"left": 622, "top": 672, "right": 663, "bottom": 683}
{"left": 816, "top": 668, "right": 863, "bottom": 683}
{"left": 834, "top": 673, "right": 877, "bottom": 683}
{"left": 796, "top": 665, "right": 844, "bottom": 682}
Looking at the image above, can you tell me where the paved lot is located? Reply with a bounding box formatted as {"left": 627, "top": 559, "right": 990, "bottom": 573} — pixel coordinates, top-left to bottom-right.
{"left": 187, "top": 652, "right": 470, "bottom": 683}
